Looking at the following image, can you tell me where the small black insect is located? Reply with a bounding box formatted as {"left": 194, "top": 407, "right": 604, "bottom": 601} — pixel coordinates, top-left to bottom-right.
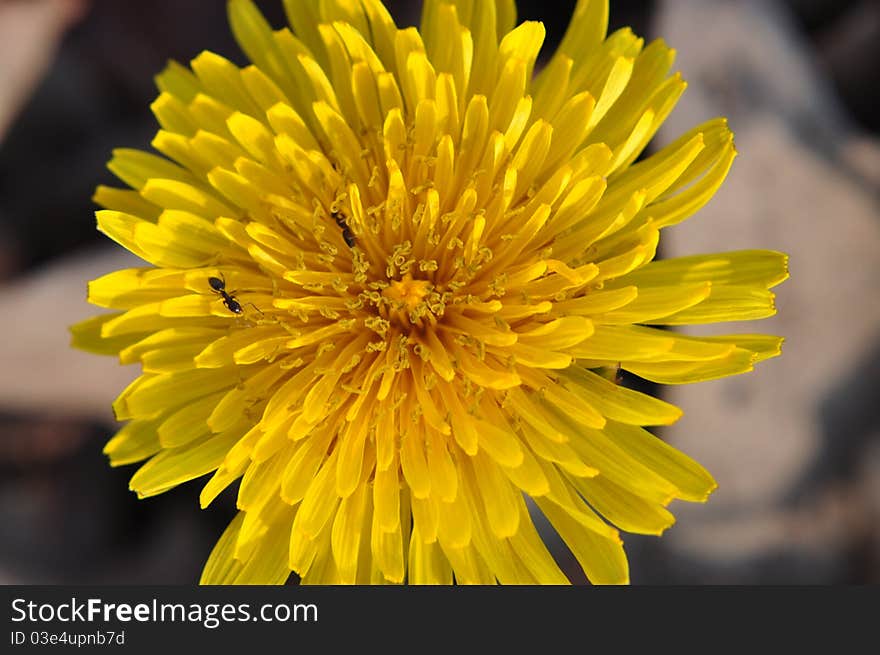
{"left": 331, "top": 210, "right": 356, "bottom": 248}
{"left": 208, "top": 275, "right": 243, "bottom": 314}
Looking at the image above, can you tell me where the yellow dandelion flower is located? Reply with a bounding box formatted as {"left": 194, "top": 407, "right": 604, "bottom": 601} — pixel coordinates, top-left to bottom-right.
{"left": 71, "top": 0, "right": 787, "bottom": 585}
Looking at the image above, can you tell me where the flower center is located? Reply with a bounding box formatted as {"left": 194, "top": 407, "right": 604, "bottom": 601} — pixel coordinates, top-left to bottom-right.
{"left": 383, "top": 274, "right": 430, "bottom": 309}
{"left": 381, "top": 273, "right": 441, "bottom": 330}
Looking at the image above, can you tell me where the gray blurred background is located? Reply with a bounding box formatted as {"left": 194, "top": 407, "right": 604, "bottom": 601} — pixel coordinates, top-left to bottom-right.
{"left": 0, "top": 0, "right": 877, "bottom": 584}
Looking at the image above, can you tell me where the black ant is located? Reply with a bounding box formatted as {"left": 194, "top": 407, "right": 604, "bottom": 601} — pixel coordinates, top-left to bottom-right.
{"left": 331, "top": 209, "right": 356, "bottom": 248}
{"left": 208, "top": 274, "right": 243, "bottom": 314}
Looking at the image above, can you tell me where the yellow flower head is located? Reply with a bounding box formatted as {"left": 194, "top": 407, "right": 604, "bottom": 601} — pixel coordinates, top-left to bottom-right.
{"left": 72, "top": 0, "right": 787, "bottom": 584}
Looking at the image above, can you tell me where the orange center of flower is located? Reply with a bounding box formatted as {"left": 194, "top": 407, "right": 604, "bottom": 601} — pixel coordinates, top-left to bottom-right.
{"left": 383, "top": 274, "right": 429, "bottom": 310}
{"left": 381, "top": 274, "right": 437, "bottom": 330}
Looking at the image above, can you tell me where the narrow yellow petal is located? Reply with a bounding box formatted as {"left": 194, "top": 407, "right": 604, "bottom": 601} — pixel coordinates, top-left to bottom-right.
{"left": 624, "top": 347, "right": 756, "bottom": 384}
{"left": 335, "top": 419, "right": 369, "bottom": 497}
{"left": 70, "top": 313, "right": 138, "bottom": 356}
{"left": 232, "top": 502, "right": 295, "bottom": 584}
{"left": 200, "top": 513, "right": 246, "bottom": 584}
{"left": 538, "top": 381, "right": 606, "bottom": 430}
{"left": 93, "top": 185, "right": 161, "bottom": 220}
{"left": 155, "top": 59, "right": 201, "bottom": 103}
{"left": 498, "top": 21, "right": 544, "bottom": 83}
{"left": 473, "top": 417, "right": 523, "bottom": 468}
{"left": 291, "top": 447, "right": 341, "bottom": 539}
{"left": 455, "top": 347, "right": 521, "bottom": 390}
{"left": 508, "top": 500, "right": 570, "bottom": 585}
{"left": 280, "top": 429, "right": 334, "bottom": 504}
{"left": 373, "top": 459, "right": 401, "bottom": 532}
{"left": 150, "top": 92, "right": 196, "bottom": 136}
{"left": 536, "top": 496, "right": 629, "bottom": 585}
{"left": 559, "top": 366, "right": 683, "bottom": 426}
{"left": 438, "top": 543, "right": 494, "bottom": 584}
{"left": 547, "top": 409, "right": 679, "bottom": 505}
{"left": 103, "top": 418, "right": 162, "bottom": 466}
{"left": 237, "top": 445, "right": 289, "bottom": 510}
{"left": 597, "top": 282, "right": 711, "bottom": 324}
{"left": 331, "top": 481, "right": 370, "bottom": 583}
{"left": 697, "top": 334, "right": 784, "bottom": 363}
{"left": 466, "top": 451, "right": 520, "bottom": 538}
{"left": 434, "top": 489, "right": 471, "bottom": 549}
{"left": 228, "top": 0, "right": 297, "bottom": 106}
{"left": 107, "top": 148, "right": 194, "bottom": 190}
{"left": 408, "top": 527, "right": 453, "bottom": 584}
{"left": 157, "top": 391, "right": 224, "bottom": 447}
{"left": 620, "top": 250, "right": 789, "bottom": 290}
{"left": 437, "top": 381, "right": 479, "bottom": 455}
{"left": 463, "top": 0, "right": 499, "bottom": 99}
{"left": 571, "top": 474, "right": 675, "bottom": 535}
{"left": 649, "top": 137, "right": 737, "bottom": 229}
{"left": 410, "top": 496, "right": 438, "bottom": 543}
{"left": 519, "top": 421, "right": 598, "bottom": 478}
{"left": 400, "top": 427, "right": 431, "bottom": 499}
{"left": 517, "top": 316, "right": 594, "bottom": 350}
{"left": 114, "top": 367, "right": 237, "bottom": 420}
{"left": 554, "top": 286, "right": 638, "bottom": 317}
{"left": 200, "top": 461, "right": 248, "bottom": 509}
{"left": 426, "top": 428, "right": 458, "bottom": 502}
{"left": 501, "top": 444, "right": 550, "bottom": 496}
{"left": 603, "top": 420, "right": 717, "bottom": 502}
{"left": 658, "top": 285, "right": 777, "bottom": 325}
{"left": 371, "top": 512, "right": 405, "bottom": 583}
{"left": 129, "top": 426, "right": 244, "bottom": 499}
{"left": 190, "top": 50, "right": 260, "bottom": 117}
{"left": 282, "top": 0, "right": 325, "bottom": 66}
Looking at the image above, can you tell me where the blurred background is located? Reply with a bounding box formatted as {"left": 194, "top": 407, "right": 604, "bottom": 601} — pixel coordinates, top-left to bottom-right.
{"left": 0, "top": 0, "right": 877, "bottom": 584}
